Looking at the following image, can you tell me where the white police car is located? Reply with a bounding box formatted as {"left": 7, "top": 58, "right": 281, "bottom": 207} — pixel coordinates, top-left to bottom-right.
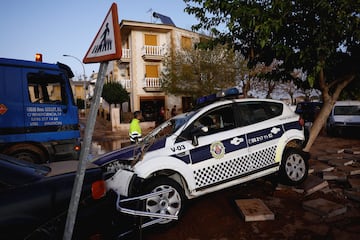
{"left": 93, "top": 88, "right": 308, "bottom": 225}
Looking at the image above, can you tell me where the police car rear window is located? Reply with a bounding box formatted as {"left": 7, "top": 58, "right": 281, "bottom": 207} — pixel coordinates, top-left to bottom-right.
{"left": 237, "top": 101, "right": 283, "bottom": 125}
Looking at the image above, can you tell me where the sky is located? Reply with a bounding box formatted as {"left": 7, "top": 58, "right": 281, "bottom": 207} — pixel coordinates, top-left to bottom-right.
{"left": 0, "top": 0, "right": 199, "bottom": 80}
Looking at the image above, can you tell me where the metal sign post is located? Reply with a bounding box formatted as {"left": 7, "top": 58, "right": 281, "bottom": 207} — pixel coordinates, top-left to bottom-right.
{"left": 63, "top": 62, "right": 108, "bottom": 240}
{"left": 63, "top": 3, "right": 121, "bottom": 239}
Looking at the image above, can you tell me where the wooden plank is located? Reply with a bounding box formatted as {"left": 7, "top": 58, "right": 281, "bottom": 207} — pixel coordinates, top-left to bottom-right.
{"left": 302, "top": 198, "right": 347, "bottom": 218}
{"left": 235, "top": 198, "right": 274, "bottom": 222}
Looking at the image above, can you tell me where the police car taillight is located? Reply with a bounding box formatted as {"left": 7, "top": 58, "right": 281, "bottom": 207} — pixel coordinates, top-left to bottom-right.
{"left": 91, "top": 180, "right": 106, "bottom": 200}
{"left": 299, "top": 117, "right": 305, "bottom": 127}
{"left": 35, "top": 53, "right": 43, "bottom": 62}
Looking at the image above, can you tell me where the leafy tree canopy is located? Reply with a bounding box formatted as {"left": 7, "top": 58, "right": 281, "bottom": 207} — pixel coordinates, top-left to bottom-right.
{"left": 101, "top": 82, "right": 129, "bottom": 105}
{"left": 184, "top": 0, "right": 360, "bottom": 90}
{"left": 161, "top": 44, "right": 248, "bottom": 99}
{"left": 184, "top": 0, "right": 360, "bottom": 151}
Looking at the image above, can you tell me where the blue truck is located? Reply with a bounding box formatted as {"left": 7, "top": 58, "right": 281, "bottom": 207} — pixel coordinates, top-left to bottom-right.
{"left": 0, "top": 57, "right": 81, "bottom": 163}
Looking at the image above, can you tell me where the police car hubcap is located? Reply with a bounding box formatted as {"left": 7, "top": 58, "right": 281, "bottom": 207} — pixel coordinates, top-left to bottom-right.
{"left": 146, "top": 185, "right": 181, "bottom": 220}
{"left": 285, "top": 153, "right": 305, "bottom": 181}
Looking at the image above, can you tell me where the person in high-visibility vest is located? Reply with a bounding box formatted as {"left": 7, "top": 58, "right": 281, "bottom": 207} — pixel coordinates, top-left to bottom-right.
{"left": 129, "top": 111, "right": 143, "bottom": 144}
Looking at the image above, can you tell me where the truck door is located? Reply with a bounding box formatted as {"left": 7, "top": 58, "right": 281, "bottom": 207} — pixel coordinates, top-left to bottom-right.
{"left": 24, "top": 69, "right": 79, "bottom": 142}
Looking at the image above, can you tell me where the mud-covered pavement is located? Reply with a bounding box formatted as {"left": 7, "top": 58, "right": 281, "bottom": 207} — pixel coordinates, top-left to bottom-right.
{"left": 83, "top": 118, "right": 360, "bottom": 239}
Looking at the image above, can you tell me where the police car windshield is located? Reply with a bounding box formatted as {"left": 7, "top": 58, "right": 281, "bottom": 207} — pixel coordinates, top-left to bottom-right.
{"left": 143, "top": 111, "right": 197, "bottom": 142}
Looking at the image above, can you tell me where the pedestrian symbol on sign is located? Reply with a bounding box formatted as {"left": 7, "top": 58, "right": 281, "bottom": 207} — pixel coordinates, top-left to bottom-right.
{"left": 83, "top": 3, "right": 122, "bottom": 63}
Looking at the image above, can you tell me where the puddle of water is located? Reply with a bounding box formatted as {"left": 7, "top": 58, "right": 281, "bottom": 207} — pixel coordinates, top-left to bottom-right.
{"left": 89, "top": 139, "right": 124, "bottom": 158}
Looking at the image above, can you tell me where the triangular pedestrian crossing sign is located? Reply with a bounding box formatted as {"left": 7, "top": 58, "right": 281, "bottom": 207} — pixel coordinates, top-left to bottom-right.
{"left": 83, "top": 3, "right": 122, "bottom": 63}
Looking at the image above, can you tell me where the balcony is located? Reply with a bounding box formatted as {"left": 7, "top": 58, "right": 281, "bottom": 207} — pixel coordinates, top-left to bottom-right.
{"left": 120, "top": 79, "right": 131, "bottom": 89}
{"left": 143, "top": 77, "right": 162, "bottom": 92}
{"left": 119, "top": 49, "right": 131, "bottom": 63}
{"left": 141, "top": 45, "right": 165, "bottom": 61}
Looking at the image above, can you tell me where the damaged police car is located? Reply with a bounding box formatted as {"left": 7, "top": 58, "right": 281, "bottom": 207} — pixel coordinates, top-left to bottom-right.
{"left": 93, "top": 88, "right": 308, "bottom": 226}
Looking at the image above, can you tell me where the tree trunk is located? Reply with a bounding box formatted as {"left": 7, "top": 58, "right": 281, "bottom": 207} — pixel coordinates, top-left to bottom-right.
{"left": 303, "top": 101, "right": 333, "bottom": 152}
{"left": 303, "top": 72, "right": 355, "bottom": 152}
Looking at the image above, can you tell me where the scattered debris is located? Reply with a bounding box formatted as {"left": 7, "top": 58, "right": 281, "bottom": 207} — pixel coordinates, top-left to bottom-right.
{"left": 322, "top": 171, "right": 347, "bottom": 182}
{"left": 302, "top": 198, "right": 347, "bottom": 218}
{"left": 301, "top": 175, "right": 329, "bottom": 196}
{"left": 235, "top": 198, "right": 274, "bottom": 222}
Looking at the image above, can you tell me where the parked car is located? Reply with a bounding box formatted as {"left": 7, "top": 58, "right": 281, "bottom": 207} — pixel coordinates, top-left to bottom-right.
{"left": 327, "top": 100, "right": 360, "bottom": 136}
{"left": 0, "top": 154, "right": 107, "bottom": 239}
{"left": 295, "top": 101, "right": 323, "bottom": 139}
{"left": 93, "top": 88, "right": 309, "bottom": 227}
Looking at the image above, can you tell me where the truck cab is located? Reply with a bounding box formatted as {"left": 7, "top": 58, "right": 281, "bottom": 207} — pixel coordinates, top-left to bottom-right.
{"left": 0, "top": 58, "right": 80, "bottom": 163}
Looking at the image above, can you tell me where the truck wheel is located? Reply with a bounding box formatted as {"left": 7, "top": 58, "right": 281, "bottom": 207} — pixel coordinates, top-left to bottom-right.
{"left": 280, "top": 148, "right": 308, "bottom": 186}
{"left": 5, "top": 144, "right": 47, "bottom": 164}
{"left": 143, "top": 177, "right": 186, "bottom": 226}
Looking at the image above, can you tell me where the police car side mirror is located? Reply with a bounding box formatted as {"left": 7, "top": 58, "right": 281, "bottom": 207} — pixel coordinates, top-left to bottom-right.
{"left": 201, "top": 126, "right": 209, "bottom": 133}
{"left": 192, "top": 135, "right": 199, "bottom": 146}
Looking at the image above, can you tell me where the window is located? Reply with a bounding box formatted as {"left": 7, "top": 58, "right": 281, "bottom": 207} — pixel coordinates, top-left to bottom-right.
{"left": 181, "top": 36, "right": 192, "bottom": 50}
{"left": 145, "top": 65, "right": 159, "bottom": 78}
{"left": 237, "top": 101, "right": 283, "bottom": 125}
{"left": 193, "top": 105, "right": 235, "bottom": 135}
{"left": 27, "top": 73, "right": 66, "bottom": 105}
{"left": 334, "top": 106, "right": 360, "bottom": 115}
{"left": 144, "top": 34, "right": 157, "bottom": 46}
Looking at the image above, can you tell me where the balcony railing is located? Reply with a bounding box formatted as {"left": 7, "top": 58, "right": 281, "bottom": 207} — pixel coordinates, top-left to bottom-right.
{"left": 143, "top": 77, "right": 162, "bottom": 92}
{"left": 141, "top": 45, "right": 165, "bottom": 61}
{"left": 120, "top": 79, "right": 131, "bottom": 89}
{"left": 122, "top": 49, "right": 131, "bottom": 58}
{"left": 119, "top": 49, "right": 131, "bottom": 63}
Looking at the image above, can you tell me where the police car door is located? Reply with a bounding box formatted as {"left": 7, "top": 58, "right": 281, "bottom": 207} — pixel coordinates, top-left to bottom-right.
{"left": 236, "top": 101, "right": 284, "bottom": 174}
{"left": 184, "top": 104, "right": 247, "bottom": 191}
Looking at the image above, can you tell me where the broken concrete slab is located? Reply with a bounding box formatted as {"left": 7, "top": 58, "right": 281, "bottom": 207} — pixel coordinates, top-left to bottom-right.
{"left": 310, "top": 160, "right": 335, "bottom": 173}
{"left": 275, "top": 184, "right": 304, "bottom": 194}
{"left": 235, "top": 198, "right": 275, "bottom": 222}
{"left": 317, "top": 154, "right": 343, "bottom": 162}
{"left": 301, "top": 174, "right": 329, "bottom": 196}
{"left": 344, "top": 147, "right": 360, "bottom": 155}
{"left": 325, "top": 148, "right": 345, "bottom": 154}
{"left": 302, "top": 198, "right": 347, "bottom": 218}
{"left": 323, "top": 171, "right": 347, "bottom": 181}
{"left": 327, "top": 158, "right": 354, "bottom": 167}
{"left": 348, "top": 177, "right": 360, "bottom": 188}
{"left": 344, "top": 189, "right": 360, "bottom": 202}
{"left": 337, "top": 165, "right": 360, "bottom": 176}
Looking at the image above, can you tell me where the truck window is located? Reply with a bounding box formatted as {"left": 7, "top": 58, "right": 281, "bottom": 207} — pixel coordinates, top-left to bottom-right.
{"left": 27, "top": 73, "right": 67, "bottom": 105}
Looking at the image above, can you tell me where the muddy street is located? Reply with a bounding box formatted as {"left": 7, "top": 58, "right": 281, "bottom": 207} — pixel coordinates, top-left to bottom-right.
{"left": 83, "top": 118, "right": 360, "bottom": 239}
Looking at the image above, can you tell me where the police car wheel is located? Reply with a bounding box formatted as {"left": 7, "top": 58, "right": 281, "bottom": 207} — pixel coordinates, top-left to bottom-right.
{"left": 280, "top": 148, "right": 308, "bottom": 185}
{"left": 143, "top": 177, "right": 185, "bottom": 225}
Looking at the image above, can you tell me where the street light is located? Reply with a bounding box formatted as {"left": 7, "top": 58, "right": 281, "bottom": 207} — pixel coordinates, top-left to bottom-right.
{"left": 63, "top": 54, "right": 87, "bottom": 117}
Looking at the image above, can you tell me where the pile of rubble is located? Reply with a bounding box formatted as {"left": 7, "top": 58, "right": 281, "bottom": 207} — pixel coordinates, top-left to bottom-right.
{"left": 236, "top": 146, "right": 360, "bottom": 238}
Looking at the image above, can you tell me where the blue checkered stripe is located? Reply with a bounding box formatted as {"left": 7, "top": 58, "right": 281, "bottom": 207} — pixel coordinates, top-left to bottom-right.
{"left": 193, "top": 145, "right": 277, "bottom": 189}
{"left": 193, "top": 124, "right": 287, "bottom": 189}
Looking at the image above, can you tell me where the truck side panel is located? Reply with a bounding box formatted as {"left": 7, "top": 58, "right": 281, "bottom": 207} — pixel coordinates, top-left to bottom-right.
{"left": 0, "top": 58, "right": 80, "bottom": 162}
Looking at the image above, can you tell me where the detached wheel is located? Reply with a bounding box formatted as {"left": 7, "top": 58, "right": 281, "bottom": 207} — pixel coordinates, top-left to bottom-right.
{"left": 280, "top": 148, "right": 308, "bottom": 185}
{"left": 143, "top": 177, "right": 185, "bottom": 225}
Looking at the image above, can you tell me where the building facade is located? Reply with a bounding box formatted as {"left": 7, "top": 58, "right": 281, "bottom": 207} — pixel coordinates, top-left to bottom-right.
{"left": 103, "top": 20, "right": 207, "bottom": 122}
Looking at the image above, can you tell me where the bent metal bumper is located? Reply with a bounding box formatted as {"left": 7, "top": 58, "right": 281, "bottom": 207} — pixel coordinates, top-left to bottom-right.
{"left": 116, "top": 190, "right": 178, "bottom": 228}
{"left": 106, "top": 169, "right": 178, "bottom": 228}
